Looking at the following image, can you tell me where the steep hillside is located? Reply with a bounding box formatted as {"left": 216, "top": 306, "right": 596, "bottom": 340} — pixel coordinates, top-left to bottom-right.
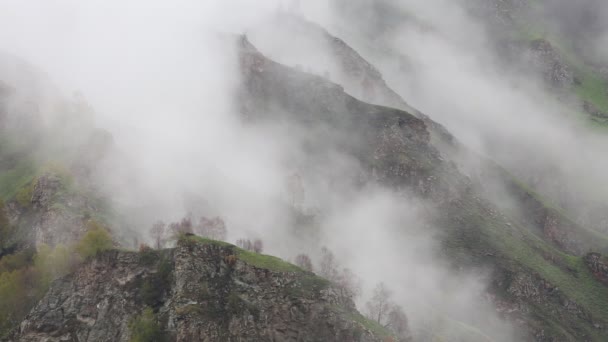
{"left": 464, "top": 0, "right": 608, "bottom": 122}
{"left": 238, "top": 36, "right": 608, "bottom": 340}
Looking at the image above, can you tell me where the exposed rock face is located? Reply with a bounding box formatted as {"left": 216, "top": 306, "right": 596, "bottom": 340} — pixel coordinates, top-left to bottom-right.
{"left": 25, "top": 173, "right": 91, "bottom": 247}
{"left": 9, "top": 239, "right": 389, "bottom": 342}
{"left": 30, "top": 174, "right": 63, "bottom": 211}
{"left": 585, "top": 253, "right": 608, "bottom": 286}
{"left": 528, "top": 39, "right": 574, "bottom": 89}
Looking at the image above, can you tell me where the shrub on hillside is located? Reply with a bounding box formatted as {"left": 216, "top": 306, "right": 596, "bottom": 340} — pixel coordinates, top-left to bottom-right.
{"left": 75, "top": 222, "right": 113, "bottom": 259}
{"left": 129, "top": 308, "right": 165, "bottom": 342}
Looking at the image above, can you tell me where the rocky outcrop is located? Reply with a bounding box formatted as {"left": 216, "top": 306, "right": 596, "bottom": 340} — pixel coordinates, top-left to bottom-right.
{"left": 528, "top": 39, "right": 574, "bottom": 89}
{"left": 24, "top": 172, "right": 92, "bottom": 247}
{"left": 585, "top": 253, "right": 608, "bottom": 286}
{"left": 9, "top": 238, "right": 391, "bottom": 342}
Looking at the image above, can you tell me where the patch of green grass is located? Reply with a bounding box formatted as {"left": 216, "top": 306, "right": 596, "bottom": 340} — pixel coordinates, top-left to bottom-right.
{"left": 508, "top": 174, "right": 608, "bottom": 252}
{"left": 182, "top": 235, "right": 233, "bottom": 248}
{"left": 458, "top": 205, "right": 608, "bottom": 322}
{"left": 236, "top": 249, "right": 303, "bottom": 273}
{"left": 442, "top": 178, "right": 608, "bottom": 339}
{"left": 14, "top": 180, "right": 36, "bottom": 208}
{"left": 428, "top": 316, "right": 494, "bottom": 342}
{"left": 575, "top": 72, "right": 608, "bottom": 114}
{"left": 182, "top": 234, "right": 305, "bottom": 273}
{"left": 297, "top": 273, "right": 330, "bottom": 291}
{"left": 286, "top": 273, "right": 331, "bottom": 298}
{"left": 508, "top": 17, "right": 608, "bottom": 123}
{"left": 344, "top": 311, "right": 394, "bottom": 340}
{"left": 538, "top": 36, "right": 608, "bottom": 119}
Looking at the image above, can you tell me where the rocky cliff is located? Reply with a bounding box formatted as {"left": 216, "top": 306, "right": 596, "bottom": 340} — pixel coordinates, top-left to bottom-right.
{"left": 8, "top": 237, "right": 392, "bottom": 342}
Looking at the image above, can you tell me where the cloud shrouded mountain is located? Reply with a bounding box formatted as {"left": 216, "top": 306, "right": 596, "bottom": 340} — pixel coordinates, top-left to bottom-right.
{"left": 2, "top": 1, "right": 608, "bottom": 341}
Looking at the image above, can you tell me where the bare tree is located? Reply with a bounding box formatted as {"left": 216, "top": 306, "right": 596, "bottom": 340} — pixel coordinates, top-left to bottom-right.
{"left": 294, "top": 254, "right": 313, "bottom": 272}
{"left": 387, "top": 305, "right": 411, "bottom": 340}
{"left": 170, "top": 217, "right": 193, "bottom": 237}
{"left": 287, "top": 171, "right": 305, "bottom": 209}
{"left": 197, "top": 216, "right": 227, "bottom": 241}
{"left": 366, "top": 282, "right": 392, "bottom": 325}
{"left": 253, "top": 239, "right": 263, "bottom": 253}
{"left": 335, "top": 267, "right": 361, "bottom": 299}
{"left": 319, "top": 247, "right": 339, "bottom": 281}
{"left": 236, "top": 238, "right": 263, "bottom": 253}
{"left": 236, "top": 239, "right": 252, "bottom": 251}
{"left": 149, "top": 221, "right": 166, "bottom": 249}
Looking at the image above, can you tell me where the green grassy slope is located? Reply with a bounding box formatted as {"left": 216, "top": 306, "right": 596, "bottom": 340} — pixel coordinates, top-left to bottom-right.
{"left": 441, "top": 195, "right": 608, "bottom": 340}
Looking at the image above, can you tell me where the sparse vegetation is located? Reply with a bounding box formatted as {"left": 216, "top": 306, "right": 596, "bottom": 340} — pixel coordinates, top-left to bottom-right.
{"left": 149, "top": 221, "right": 166, "bottom": 249}
{"left": 365, "top": 282, "right": 393, "bottom": 325}
{"left": 169, "top": 217, "right": 193, "bottom": 237}
{"left": 196, "top": 216, "right": 227, "bottom": 241}
{"left": 180, "top": 234, "right": 232, "bottom": 247}
{"left": 318, "top": 247, "right": 360, "bottom": 298}
{"left": 364, "top": 282, "right": 410, "bottom": 340}
{"left": 14, "top": 180, "right": 35, "bottom": 208}
{"left": 236, "top": 248, "right": 301, "bottom": 273}
{"left": 442, "top": 199, "right": 608, "bottom": 340}
{"left": 345, "top": 310, "right": 396, "bottom": 341}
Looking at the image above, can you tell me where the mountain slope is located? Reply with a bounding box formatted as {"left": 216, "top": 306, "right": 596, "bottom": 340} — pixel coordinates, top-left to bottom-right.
{"left": 2, "top": 6, "right": 608, "bottom": 341}
{"left": 237, "top": 36, "right": 608, "bottom": 341}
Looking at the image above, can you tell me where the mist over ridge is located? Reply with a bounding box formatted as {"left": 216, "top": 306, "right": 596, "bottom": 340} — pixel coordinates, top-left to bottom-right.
{"left": 1, "top": 1, "right": 608, "bottom": 341}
